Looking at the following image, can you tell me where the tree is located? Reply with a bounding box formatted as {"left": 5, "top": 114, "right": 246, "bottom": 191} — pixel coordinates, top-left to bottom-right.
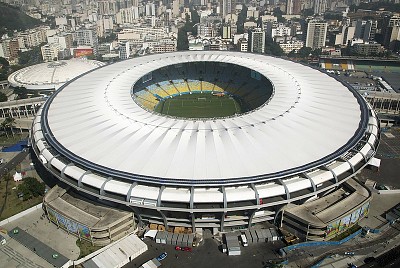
{"left": 0, "top": 57, "right": 9, "bottom": 67}
{"left": 297, "top": 47, "right": 313, "bottom": 58}
{"left": 3, "top": 117, "right": 15, "bottom": 137}
{"left": 265, "top": 37, "right": 284, "bottom": 56}
{"left": 177, "top": 29, "right": 189, "bottom": 51}
{"left": 17, "top": 177, "right": 45, "bottom": 201}
{"left": 0, "top": 92, "right": 7, "bottom": 102}
{"left": 273, "top": 8, "right": 286, "bottom": 23}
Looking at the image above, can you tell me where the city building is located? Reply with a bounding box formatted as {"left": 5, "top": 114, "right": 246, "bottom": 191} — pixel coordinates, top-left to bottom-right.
{"left": 249, "top": 28, "right": 265, "bottom": 53}
{"left": 41, "top": 43, "right": 61, "bottom": 62}
{"left": 306, "top": 21, "right": 327, "bottom": 49}
{"left": 119, "top": 41, "right": 130, "bottom": 59}
{"left": 279, "top": 40, "right": 304, "bottom": 54}
{"left": 75, "top": 28, "right": 99, "bottom": 55}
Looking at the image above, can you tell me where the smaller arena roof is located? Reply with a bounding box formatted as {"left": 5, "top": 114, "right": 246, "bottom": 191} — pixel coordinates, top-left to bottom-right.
{"left": 83, "top": 234, "right": 148, "bottom": 268}
{"left": 8, "top": 58, "right": 104, "bottom": 90}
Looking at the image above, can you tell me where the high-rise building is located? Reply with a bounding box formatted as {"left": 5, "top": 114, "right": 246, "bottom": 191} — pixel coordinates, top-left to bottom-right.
{"left": 222, "top": 0, "right": 235, "bottom": 18}
{"left": 305, "top": 21, "right": 327, "bottom": 49}
{"left": 119, "top": 41, "right": 130, "bottom": 59}
{"left": 222, "top": 25, "right": 232, "bottom": 39}
{"left": 313, "top": 0, "right": 326, "bottom": 14}
{"left": 237, "top": 38, "right": 248, "bottom": 52}
{"left": 286, "top": 0, "right": 301, "bottom": 15}
{"left": 41, "top": 43, "right": 61, "bottom": 62}
{"left": 75, "top": 28, "right": 99, "bottom": 55}
{"left": 249, "top": 28, "right": 265, "bottom": 53}
{"left": 354, "top": 20, "right": 377, "bottom": 42}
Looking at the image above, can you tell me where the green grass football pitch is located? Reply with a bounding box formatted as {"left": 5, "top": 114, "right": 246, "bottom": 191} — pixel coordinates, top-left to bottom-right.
{"left": 154, "top": 93, "right": 241, "bottom": 118}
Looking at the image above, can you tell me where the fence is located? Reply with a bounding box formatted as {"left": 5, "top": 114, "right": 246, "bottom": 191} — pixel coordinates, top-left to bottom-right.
{"left": 280, "top": 228, "right": 363, "bottom": 254}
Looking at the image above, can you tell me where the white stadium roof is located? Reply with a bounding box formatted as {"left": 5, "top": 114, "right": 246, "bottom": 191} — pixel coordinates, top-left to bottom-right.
{"left": 8, "top": 58, "right": 105, "bottom": 90}
{"left": 41, "top": 52, "right": 367, "bottom": 185}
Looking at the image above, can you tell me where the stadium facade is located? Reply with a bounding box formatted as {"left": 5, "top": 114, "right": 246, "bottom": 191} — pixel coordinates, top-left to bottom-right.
{"left": 31, "top": 52, "right": 379, "bottom": 239}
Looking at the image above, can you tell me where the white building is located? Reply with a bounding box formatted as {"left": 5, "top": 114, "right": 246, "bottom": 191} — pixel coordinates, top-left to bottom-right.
{"left": 306, "top": 21, "right": 327, "bottom": 49}
{"left": 279, "top": 40, "right": 304, "bottom": 53}
{"left": 119, "top": 41, "right": 130, "bottom": 59}
{"left": 41, "top": 43, "right": 61, "bottom": 62}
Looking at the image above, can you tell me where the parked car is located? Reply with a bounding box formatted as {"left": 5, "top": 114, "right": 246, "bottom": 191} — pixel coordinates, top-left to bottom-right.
{"left": 175, "top": 246, "right": 182, "bottom": 251}
{"left": 156, "top": 252, "right": 167, "bottom": 261}
{"left": 183, "top": 247, "right": 192, "bottom": 252}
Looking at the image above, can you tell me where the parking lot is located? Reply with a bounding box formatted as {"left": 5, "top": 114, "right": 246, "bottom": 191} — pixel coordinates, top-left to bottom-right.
{"left": 123, "top": 236, "right": 285, "bottom": 268}
{"left": 360, "top": 127, "right": 400, "bottom": 189}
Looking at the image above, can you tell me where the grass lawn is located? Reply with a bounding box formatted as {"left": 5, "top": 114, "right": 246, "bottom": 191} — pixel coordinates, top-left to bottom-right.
{"left": 330, "top": 224, "right": 361, "bottom": 241}
{"left": 0, "top": 133, "right": 28, "bottom": 146}
{"left": 154, "top": 93, "right": 241, "bottom": 118}
{"left": 0, "top": 175, "right": 42, "bottom": 221}
{"left": 76, "top": 239, "right": 103, "bottom": 258}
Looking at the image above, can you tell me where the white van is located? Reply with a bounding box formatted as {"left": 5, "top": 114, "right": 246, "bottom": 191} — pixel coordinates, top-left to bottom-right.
{"left": 240, "top": 234, "right": 248, "bottom": 247}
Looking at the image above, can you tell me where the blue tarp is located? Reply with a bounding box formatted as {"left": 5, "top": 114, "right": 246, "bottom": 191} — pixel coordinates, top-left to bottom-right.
{"left": 2, "top": 140, "right": 28, "bottom": 152}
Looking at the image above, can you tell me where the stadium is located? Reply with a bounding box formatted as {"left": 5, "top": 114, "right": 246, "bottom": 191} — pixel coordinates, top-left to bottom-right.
{"left": 31, "top": 51, "right": 379, "bottom": 242}
{"left": 8, "top": 58, "right": 105, "bottom": 91}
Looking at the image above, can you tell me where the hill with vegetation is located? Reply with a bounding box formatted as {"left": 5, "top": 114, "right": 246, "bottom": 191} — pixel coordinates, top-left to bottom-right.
{"left": 0, "top": 3, "right": 42, "bottom": 36}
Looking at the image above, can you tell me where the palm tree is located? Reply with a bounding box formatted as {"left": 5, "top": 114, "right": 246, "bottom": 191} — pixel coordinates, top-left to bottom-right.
{"left": 0, "top": 119, "right": 9, "bottom": 138}
{"left": 4, "top": 117, "right": 15, "bottom": 137}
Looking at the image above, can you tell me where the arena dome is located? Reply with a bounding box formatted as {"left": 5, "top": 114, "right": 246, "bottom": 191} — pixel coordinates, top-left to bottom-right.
{"left": 32, "top": 51, "right": 379, "bottom": 231}
{"left": 8, "top": 58, "right": 105, "bottom": 90}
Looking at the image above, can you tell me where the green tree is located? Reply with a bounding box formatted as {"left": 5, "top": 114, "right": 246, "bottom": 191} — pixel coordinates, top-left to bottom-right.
{"left": 177, "top": 28, "right": 189, "bottom": 51}
{"left": 0, "top": 57, "right": 9, "bottom": 67}
{"left": 17, "top": 177, "right": 45, "bottom": 201}
{"left": 3, "top": 117, "right": 15, "bottom": 137}
{"left": 297, "top": 46, "right": 313, "bottom": 58}
{"left": 273, "top": 8, "right": 286, "bottom": 23}
{"left": 265, "top": 37, "right": 284, "bottom": 56}
{"left": 0, "top": 92, "right": 7, "bottom": 102}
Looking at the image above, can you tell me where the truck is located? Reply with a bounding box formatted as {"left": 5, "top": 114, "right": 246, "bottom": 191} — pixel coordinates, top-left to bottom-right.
{"left": 240, "top": 234, "right": 248, "bottom": 247}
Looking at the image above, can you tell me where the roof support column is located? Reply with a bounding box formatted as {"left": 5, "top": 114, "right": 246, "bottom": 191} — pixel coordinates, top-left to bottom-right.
{"left": 220, "top": 213, "right": 225, "bottom": 232}
{"left": 189, "top": 186, "right": 194, "bottom": 210}
{"left": 351, "top": 148, "right": 367, "bottom": 162}
{"left": 250, "top": 183, "right": 260, "bottom": 205}
{"left": 340, "top": 157, "right": 355, "bottom": 174}
{"left": 157, "top": 186, "right": 165, "bottom": 207}
{"left": 248, "top": 210, "right": 257, "bottom": 229}
{"left": 78, "top": 170, "right": 91, "bottom": 188}
{"left": 61, "top": 163, "right": 74, "bottom": 180}
{"left": 323, "top": 165, "right": 338, "bottom": 184}
{"left": 191, "top": 213, "right": 195, "bottom": 231}
{"left": 222, "top": 186, "right": 227, "bottom": 212}
{"left": 126, "top": 182, "right": 138, "bottom": 202}
{"left": 100, "top": 177, "right": 112, "bottom": 197}
{"left": 302, "top": 172, "right": 316, "bottom": 193}
{"left": 159, "top": 210, "right": 168, "bottom": 229}
{"left": 278, "top": 179, "right": 290, "bottom": 200}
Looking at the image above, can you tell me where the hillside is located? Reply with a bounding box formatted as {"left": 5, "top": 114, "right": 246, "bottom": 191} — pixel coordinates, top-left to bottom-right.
{"left": 0, "top": 3, "right": 42, "bottom": 36}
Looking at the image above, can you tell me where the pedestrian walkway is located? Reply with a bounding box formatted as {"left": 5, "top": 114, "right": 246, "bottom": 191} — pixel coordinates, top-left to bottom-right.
{"left": 8, "top": 227, "right": 69, "bottom": 267}
{"left": 0, "top": 245, "right": 45, "bottom": 268}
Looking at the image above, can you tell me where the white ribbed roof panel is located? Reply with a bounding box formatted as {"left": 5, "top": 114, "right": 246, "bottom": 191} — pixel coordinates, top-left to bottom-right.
{"left": 103, "top": 180, "right": 131, "bottom": 195}
{"left": 63, "top": 165, "right": 85, "bottom": 180}
{"left": 161, "top": 188, "right": 191, "bottom": 203}
{"left": 44, "top": 52, "right": 363, "bottom": 183}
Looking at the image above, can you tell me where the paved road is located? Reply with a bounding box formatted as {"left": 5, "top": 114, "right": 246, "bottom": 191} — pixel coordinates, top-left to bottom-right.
{"left": 288, "top": 222, "right": 400, "bottom": 267}
{"left": 0, "top": 150, "right": 29, "bottom": 177}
